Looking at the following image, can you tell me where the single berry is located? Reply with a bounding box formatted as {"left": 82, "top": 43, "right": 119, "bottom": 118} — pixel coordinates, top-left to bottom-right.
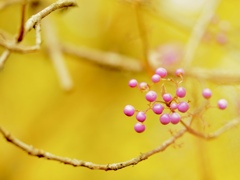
{"left": 218, "top": 99, "right": 228, "bottom": 110}
{"left": 176, "top": 87, "right": 186, "bottom": 98}
{"left": 155, "top": 67, "right": 167, "bottom": 78}
{"left": 151, "top": 74, "right": 161, "bottom": 83}
{"left": 124, "top": 105, "right": 135, "bottom": 116}
{"left": 136, "top": 111, "right": 146, "bottom": 122}
{"left": 170, "top": 102, "right": 178, "bottom": 110}
{"left": 139, "top": 82, "right": 149, "bottom": 91}
{"left": 162, "top": 93, "right": 173, "bottom": 103}
{"left": 152, "top": 103, "right": 164, "bottom": 114}
{"left": 146, "top": 90, "right": 157, "bottom": 102}
{"left": 134, "top": 122, "right": 146, "bottom": 133}
{"left": 170, "top": 112, "right": 181, "bottom": 124}
{"left": 160, "top": 113, "right": 171, "bottom": 125}
{"left": 175, "top": 68, "right": 184, "bottom": 77}
{"left": 202, "top": 88, "right": 212, "bottom": 99}
{"left": 128, "top": 79, "right": 138, "bottom": 88}
{"left": 177, "top": 102, "right": 189, "bottom": 113}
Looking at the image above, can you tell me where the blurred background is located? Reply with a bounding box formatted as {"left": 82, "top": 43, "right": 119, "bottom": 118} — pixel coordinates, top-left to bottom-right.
{"left": 0, "top": 0, "right": 240, "bottom": 179}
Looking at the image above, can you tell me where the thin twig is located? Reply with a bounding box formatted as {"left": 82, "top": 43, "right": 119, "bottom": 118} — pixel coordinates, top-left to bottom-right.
{"left": 180, "top": 117, "right": 240, "bottom": 140}
{"left": 0, "top": 125, "right": 186, "bottom": 170}
{"left": 0, "top": 0, "right": 77, "bottom": 68}
{"left": 183, "top": 0, "right": 221, "bottom": 68}
{"left": 61, "top": 43, "right": 143, "bottom": 72}
{"left": 43, "top": 19, "right": 73, "bottom": 91}
{"left": 133, "top": 2, "right": 152, "bottom": 74}
{"left": 0, "top": 39, "right": 39, "bottom": 53}
{"left": 17, "top": 0, "right": 27, "bottom": 42}
{"left": 0, "top": 50, "right": 10, "bottom": 67}
{"left": 25, "top": 0, "right": 77, "bottom": 34}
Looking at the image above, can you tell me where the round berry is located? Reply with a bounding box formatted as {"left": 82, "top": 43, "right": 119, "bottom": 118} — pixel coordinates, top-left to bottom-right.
{"left": 145, "top": 90, "right": 157, "bottom": 102}
{"left": 218, "top": 99, "right": 228, "bottom": 110}
{"left": 139, "top": 82, "right": 149, "bottom": 91}
{"left": 177, "top": 102, "right": 189, "bottom": 113}
{"left": 123, "top": 105, "right": 135, "bottom": 116}
{"left": 136, "top": 111, "right": 146, "bottom": 122}
{"left": 160, "top": 114, "right": 171, "bottom": 125}
{"left": 162, "top": 93, "right": 173, "bottom": 103}
{"left": 176, "top": 87, "right": 186, "bottom": 98}
{"left": 128, "top": 79, "right": 138, "bottom": 88}
{"left": 175, "top": 68, "right": 184, "bottom": 77}
{"left": 151, "top": 74, "right": 161, "bottom": 83}
{"left": 152, "top": 103, "right": 164, "bottom": 114}
{"left": 134, "top": 122, "right": 145, "bottom": 133}
{"left": 202, "top": 88, "right": 212, "bottom": 99}
{"left": 170, "top": 102, "right": 178, "bottom": 110}
{"left": 170, "top": 112, "right": 181, "bottom": 124}
{"left": 155, "top": 67, "right": 167, "bottom": 78}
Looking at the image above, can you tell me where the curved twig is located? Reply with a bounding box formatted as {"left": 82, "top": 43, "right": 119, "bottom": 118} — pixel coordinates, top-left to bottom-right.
{"left": 0, "top": 125, "right": 186, "bottom": 171}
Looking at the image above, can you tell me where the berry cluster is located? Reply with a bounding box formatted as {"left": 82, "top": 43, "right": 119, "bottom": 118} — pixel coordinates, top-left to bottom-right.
{"left": 124, "top": 67, "right": 228, "bottom": 133}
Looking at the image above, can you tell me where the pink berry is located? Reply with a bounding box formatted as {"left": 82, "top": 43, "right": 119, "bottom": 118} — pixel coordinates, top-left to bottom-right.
{"left": 218, "top": 99, "right": 228, "bottom": 110}
{"left": 151, "top": 74, "right": 161, "bottom": 83}
{"left": 160, "top": 114, "right": 171, "bottom": 125}
{"left": 176, "top": 87, "right": 186, "bottom": 98}
{"left": 170, "top": 102, "right": 178, "bottom": 110}
{"left": 124, "top": 105, "right": 135, "bottom": 116}
{"left": 128, "top": 79, "right": 138, "bottom": 88}
{"left": 162, "top": 93, "right": 173, "bottom": 103}
{"left": 152, "top": 103, "right": 164, "bottom": 114}
{"left": 139, "top": 82, "right": 149, "bottom": 91}
{"left": 145, "top": 90, "right": 157, "bottom": 102}
{"left": 177, "top": 102, "right": 189, "bottom": 113}
{"left": 155, "top": 67, "right": 167, "bottom": 78}
{"left": 134, "top": 122, "right": 146, "bottom": 133}
{"left": 175, "top": 68, "right": 184, "bottom": 77}
{"left": 136, "top": 111, "right": 146, "bottom": 122}
{"left": 202, "top": 88, "right": 212, "bottom": 99}
{"left": 170, "top": 112, "right": 181, "bottom": 124}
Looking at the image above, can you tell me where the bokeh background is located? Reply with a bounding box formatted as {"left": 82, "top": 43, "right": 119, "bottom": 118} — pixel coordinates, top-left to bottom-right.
{"left": 0, "top": 0, "right": 240, "bottom": 179}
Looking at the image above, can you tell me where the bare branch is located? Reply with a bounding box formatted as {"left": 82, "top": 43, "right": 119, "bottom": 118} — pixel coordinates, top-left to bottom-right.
{"left": 25, "top": 0, "right": 77, "bottom": 33}
{"left": 182, "top": 0, "right": 221, "bottom": 68}
{"left": 180, "top": 117, "right": 240, "bottom": 140}
{"left": 0, "top": 0, "right": 77, "bottom": 68}
{"left": 61, "top": 43, "right": 143, "bottom": 72}
{"left": 43, "top": 19, "right": 73, "bottom": 91}
{"left": 0, "top": 125, "right": 186, "bottom": 171}
{"left": 0, "top": 38, "right": 39, "bottom": 53}
{"left": 0, "top": 50, "right": 10, "bottom": 68}
{"left": 187, "top": 67, "right": 240, "bottom": 85}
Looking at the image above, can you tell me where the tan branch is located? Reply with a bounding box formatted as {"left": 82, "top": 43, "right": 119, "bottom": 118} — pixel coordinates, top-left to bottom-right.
{"left": 183, "top": 0, "right": 221, "bottom": 68}
{"left": 61, "top": 43, "right": 143, "bottom": 72}
{"left": 43, "top": 19, "right": 73, "bottom": 91}
{"left": 24, "top": 0, "right": 77, "bottom": 33}
{"left": 0, "top": 0, "right": 77, "bottom": 68}
{"left": 180, "top": 117, "right": 240, "bottom": 140}
{"left": 0, "top": 125, "right": 186, "bottom": 171}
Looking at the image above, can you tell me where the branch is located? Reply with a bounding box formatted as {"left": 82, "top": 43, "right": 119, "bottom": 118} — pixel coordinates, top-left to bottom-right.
{"left": 0, "top": 0, "right": 77, "bottom": 68}
{"left": 24, "top": 0, "right": 77, "bottom": 33}
{"left": 0, "top": 125, "right": 186, "bottom": 171}
{"left": 180, "top": 117, "right": 240, "bottom": 140}
{"left": 43, "top": 19, "right": 73, "bottom": 91}
{"left": 182, "top": 0, "right": 221, "bottom": 68}
{"left": 61, "top": 43, "right": 143, "bottom": 72}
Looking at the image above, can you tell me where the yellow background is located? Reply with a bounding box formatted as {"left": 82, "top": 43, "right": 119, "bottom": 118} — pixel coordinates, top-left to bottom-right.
{"left": 0, "top": 0, "right": 240, "bottom": 179}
